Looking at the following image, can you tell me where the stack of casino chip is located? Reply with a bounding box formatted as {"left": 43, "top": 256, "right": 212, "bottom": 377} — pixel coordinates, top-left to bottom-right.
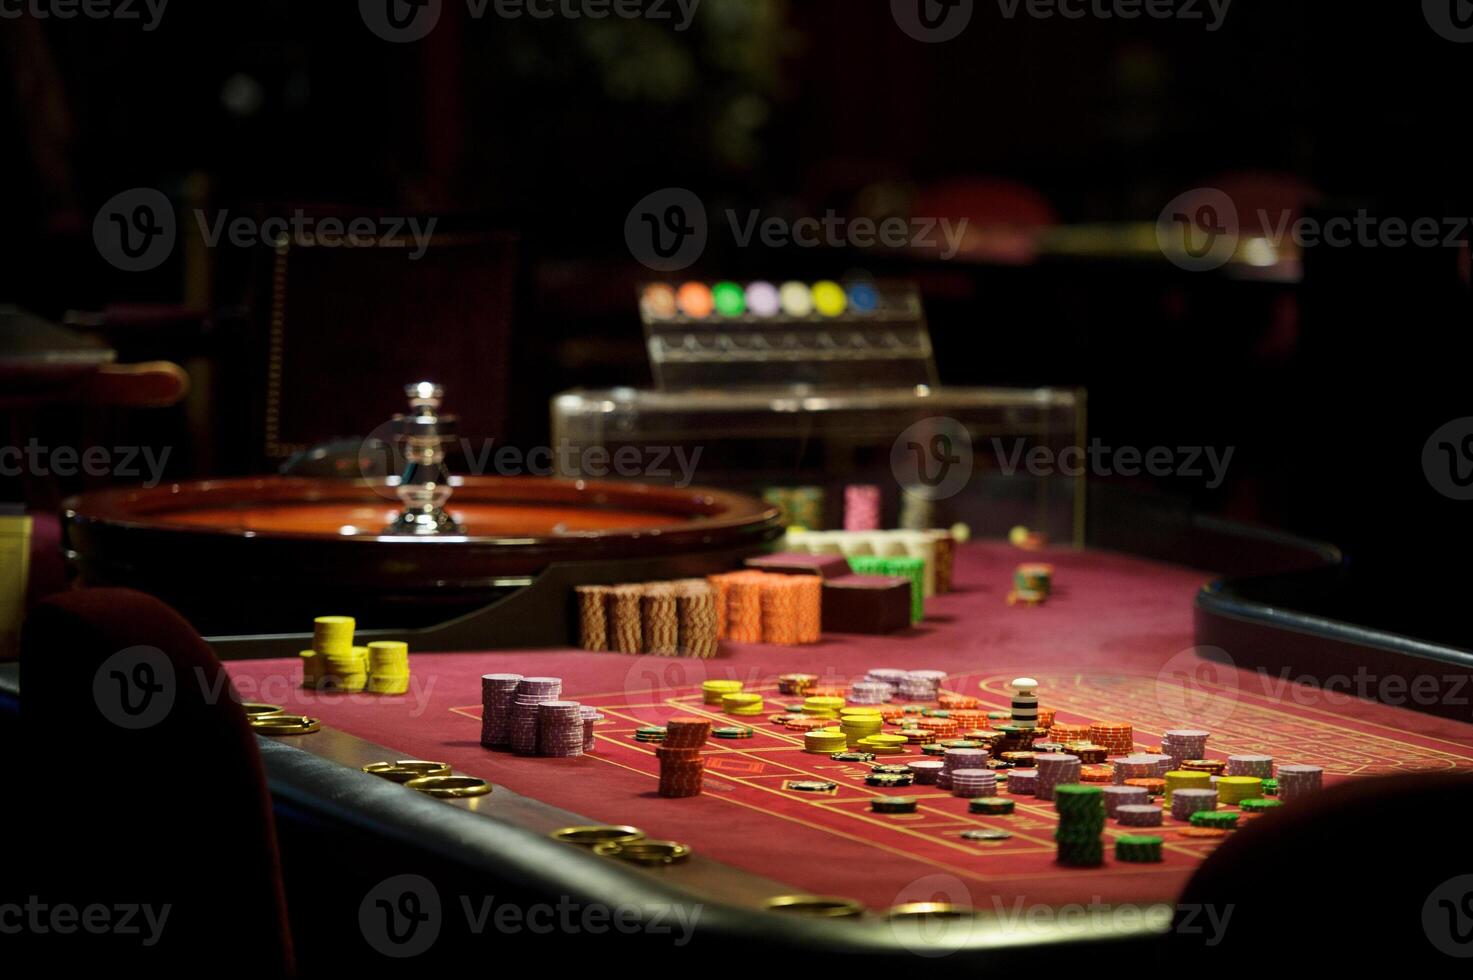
{"left": 1215, "top": 776, "right": 1263, "bottom": 806}
{"left": 1101, "top": 784, "right": 1149, "bottom": 816}
{"left": 950, "top": 768, "right": 998, "bottom": 798}
{"left": 804, "top": 728, "right": 848, "bottom": 754}
{"left": 579, "top": 706, "right": 602, "bottom": 753}
{"left": 675, "top": 582, "right": 719, "bottom": 657}
{"left": 366, "top": 640, "right": 411, "bottom": 695}
{"left": 480, "top": 673, "right": 523, "bottom": 748}
{"left": 1006, "top": 768, "right": 1037, "bottom": 794}
{"left": 898, "top": 489, "right": 934, "bottom": 531}
{"left": 607, "top": 585, "right": 644, "bottom": 654}
{"left": 1111, "top": 755, "right": 1162, "bottom": 785}
{"left": 657, "top": 717, "right": 710, "bottom": 798}
{"left": 722, "top": 572, "right": 766, "bottom": 643}
{"left": 1170, "top": 787, "right": 1218, "bottom": 822}
{"left": 804, "top": 694, "right": 844, "bottom": 719}
{"left": 1115, "top": 835, "right": 1164, "bottom": 863}
{"left": 304, "top": 615, "right": 368, "bottom": 692}
{"left": 897, "top": 670, "right": 946, "bottom": 700}
{"left": 537, "top": 701, "right": 585, "bottom": 757}
{"left": 1116, "top": 804, "right": 1163, "bottom": 827}
{"left": 758, "top": 574, "right": 822, "bottom": 645}
{"left": 787, "top": 486, "right": 825, "bottom": 530}
{"left": 939, "top": 747, "right": 989, "bottom": 790}
{"left": 866, "top": 668, "right": 908, "bottom": 696}
{"left": 1164, "top": 769, "right": 1212, "bottom": 804}
{"left": 1161, "top": 729, "right": 1210, "bottom": 769}
{"left": 1275, "top": 764, "right": 1323, "bottom": 803}
{"left": 840, "top": 711, "right": 884, "bottom": 747}
{"left": 847, "top": 555, "right": 924, "bottom": 622}
{"left": 778, "top": 673, "right": 818, "bottom": 696}
{"left": 574, "top": 585, "right": 611, "bottom": 651}
{"left": 640, "top": 584, "right": 679, "bottom": 655}
{"left": 722, "top": 692, "right": 764, "bottom": 716}
{"left": 908, "top": 760, "right": 944, "bottom": 785}
{"left": 509, "top": 677, "right": 563, "bottom": 756}
{"left": 1011, "top": 563, "right": 1053, "bottom": 605}
{"left": 1033, "top": 753, "right": 1081, "bottom": 801}
{"left": 703, "top": 679, "right": 743, "bottom": 704}
{"left": 843, "top": 484, "right": 881, "bottom": 531}
{"left": 1087, "top": 721, "right": 1133, "bottom": 757}
{"left": 1239, "top": 798, "right": 1283, "bottom": 813}
{"left": 1054, "top": 785, "right": 1106, "bottom": 867}
{"left": 847, "top": 680, "right": 892, "bottom": 705}
{"left": 1226, "top": 754, "right": 1274, "bottom": 779}
{"left": 1048, "top": 722, "right": 1089, "bottom": 745}
{"left": 930, "top": 531, "right": 955, "bottom": 593}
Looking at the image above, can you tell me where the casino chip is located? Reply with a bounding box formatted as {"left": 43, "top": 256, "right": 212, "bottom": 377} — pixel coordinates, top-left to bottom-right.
{"left": 712, "top": 726, "right": 755, "bottom": 739}
{"left": 1114, "top": 834, "right": 1164, "bottom": 863}
{"left": 866, "top": 773, "right": 915, "bottom": 788}
{"left": 961, "top": 829, "right": 1012, "bottom": 841}
{"left": 969, "top": 797, "right": 1014, "bottom": 815}
{"left": 634, "top": 726, "right": 667, "bottom": 743}
{"left": 1239, "top": 798, "right": 1283, "bottom": 813}
{"left": 831, "top": 751, "right": 877, "bottom": 762}
{"left": 789, "top": 781, "right": 838, "bottom": 793}
{"left": 871, "top": 797, "right": 918, "bottom": 814}
{"left": 871, "top": 764, "right": 913, "bottom": 775}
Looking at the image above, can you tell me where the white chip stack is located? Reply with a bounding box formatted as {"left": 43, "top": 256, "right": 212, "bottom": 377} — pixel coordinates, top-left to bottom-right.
{"left": 950, "top": 768, "right": 998, "bottom": 798}
{"left": 1101, "top": 784, "right": 1150, "bottom": 816}
{"left": 1170, "top": 787, "right": 1218, "bottom": 821}
{"left": 480, "top": 673, "right": 523, "bottom": 748}
{"left": 1227, "top": 754, "right": 1274, "bottom": 779}
{"left": 1276, "top": 764, "right": 1323, "bottom": 802}
{"left": 1161, "top": 729, "right": 1210, "bottom": 768}
{"left": 1033, "top": 753, "right": 1081, "bottom": 800}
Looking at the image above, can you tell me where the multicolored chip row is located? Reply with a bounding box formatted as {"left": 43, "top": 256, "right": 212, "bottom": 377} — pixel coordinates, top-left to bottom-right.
{"left": 641, "top": 280, "right": 885, "bottom": 321}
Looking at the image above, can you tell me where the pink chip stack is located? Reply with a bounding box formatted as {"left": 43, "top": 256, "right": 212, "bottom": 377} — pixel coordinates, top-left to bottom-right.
{"left": 1116, "top": 804, "right": 1163, "bottom": 827}
{"left": 480, "top": 673, "right": 524, "bottom": 748}
{"left": 1227, "top": 754, "right": 1274, "bottom": 779}
{"left": 509, "top": 677, "right": 563, "bottom": 756}
{"left": 844, "top": 484, "right": 882, "bottom": 531}
{"left": 950, "top": 768, "right": 998, "bottom": 798}
{"left": 1006, "top": 768, "right": 1038, "bottom": 794}
{"left": 537, "top": 701, "right": 585, "bottom": 758}
{"left": 908, "top": 760, "right": 944, "bottom": 785}
{"left": 1170, "top": 787, "right": 1218, "bottom": 822}
{"left": 580, "top": 706, "right": 603, "bottom": 753}
{"left": 1032, "top": 753, "right": 1081, "bottom": 800}
{"left": 1161, "top": 729, "right": 1209, "bottom": 768}
{"left": 1111, "top": 754, "right": 1173, "bottom": 784}
{"left": 848, "top": 680, "right": 892, "bottom": 704}
{"left": 1276, "top": 764, "right": 1323, "bottom": 802}
{"left": 1101, "top": 784, "right": 1149, "bottom": 816}
{"left": 939, "top": 747, "right": 989, "bottom": 790}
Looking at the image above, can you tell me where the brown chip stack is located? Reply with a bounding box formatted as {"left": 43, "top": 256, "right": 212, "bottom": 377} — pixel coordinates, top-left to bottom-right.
{"left": 932, "top": 532, "right": 955, "bottom": 593}
{"left": 607, "top": 584, "right": 644, "bottom": 654}
{"left": 675, "top": 582, "right": 719, "bottom": 658}
{"left": 641, "top": 584, "right": 679, "bottom": 655}
{"left": 574, "top": 585, "right": 611, "bottom": 651}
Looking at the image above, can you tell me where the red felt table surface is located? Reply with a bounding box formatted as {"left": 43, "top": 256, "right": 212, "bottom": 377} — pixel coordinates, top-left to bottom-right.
{"left": 226, "top": 542, "right": 1473, "bottom": 910}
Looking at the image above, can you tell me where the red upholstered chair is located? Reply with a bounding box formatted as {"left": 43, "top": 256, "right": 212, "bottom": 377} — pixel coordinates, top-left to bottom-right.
{"left": 15, "top": 588, "right": 293, "bottom": 973}
{"left": 1172, "top": 772, "right": 1473, "bottom": 965}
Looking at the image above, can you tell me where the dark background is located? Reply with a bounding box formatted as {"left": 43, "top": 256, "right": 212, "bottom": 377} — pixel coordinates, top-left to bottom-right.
{"left": 2, "top": 1, "right": 1470, "bottom": 586}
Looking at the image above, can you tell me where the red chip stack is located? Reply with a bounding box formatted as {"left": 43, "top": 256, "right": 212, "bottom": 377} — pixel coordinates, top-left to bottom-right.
{"left": 658, "top": 716, "right": 710, "bottom": 798}
{"left": 1087, "top": 721, "right": 1134, "bottom": 757}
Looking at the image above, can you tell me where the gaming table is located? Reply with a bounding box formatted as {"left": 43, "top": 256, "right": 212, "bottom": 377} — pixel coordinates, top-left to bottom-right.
{"left": 218, "top": 540, "right": 1473, "bottom": 962}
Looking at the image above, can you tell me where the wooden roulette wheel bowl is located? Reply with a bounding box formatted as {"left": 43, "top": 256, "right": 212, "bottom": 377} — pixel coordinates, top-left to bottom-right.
{"left": 62, "top": 475, "right": 782, "bottom": 644}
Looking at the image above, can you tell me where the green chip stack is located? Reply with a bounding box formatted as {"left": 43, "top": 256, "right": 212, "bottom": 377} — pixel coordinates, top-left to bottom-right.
{"left": 787, "top": 487, "right": 825, "bottom": 530}
{"left": 847, "top": 555, "right": 925, "bottom": 623}
{"left": 1054, "top": 785, "right": 1106, "bottom": 867}
{"left": 1238, "top": 797, "right": 1283, "bottom": 813}
{"left": 1190, "top": 810, "right": 1239, "bottom": 829}
{"left": 1114, "top": 834, "right": 1164, "bottom": 863}
{"left": 1261, "top": 778, "right": 1279, "bottom": 796}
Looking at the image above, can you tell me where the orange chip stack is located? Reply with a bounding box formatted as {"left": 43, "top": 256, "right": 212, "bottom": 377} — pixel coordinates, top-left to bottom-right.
{"left": 658, "top": 716, "right": 710, "bottom": 798}
{"left": 675, "top": 583, "right": 719, "bottom": 658}
{"left": 809, "top": 685, "right": 847, "bottom": 700}
{"left": 641, "top": 584, "right": 679, "bottom": 655}
{"left": 949, "top": 709, "right": 990, "bottom": 728}
{"left": 1037, "top": 707, "right": 1056, "bottom": 730}
{"left": 879, "top": 706, "right": 910, "bottom": 724}
{"left": 792, "top": 574, "right": 821, "bottom": 643}
{"left": 1050, "top": 722, "right": 1089, "bottom": 744}
{"left": 938, "top": 693, "right": 980, "bottom": 709}
{"left": 607, "top": 585, "right": 643, "bottom": 654}
{"left": 1080, "top": 764, "right": 1114, "bottom": 782}
{"left": 706, "top": 573, "right": 736, "bottom": 638}
{"left": 574, "top": 585, "right": 610, "bottom": 652}
{"left": 1088, "top": 722, "right": 1134, "bottom": 757}
{"left": 725, "top": 573, "right": 765, "bottom": 643}
{"left": 759, "top": 575, "right": 804, "bottom": 645}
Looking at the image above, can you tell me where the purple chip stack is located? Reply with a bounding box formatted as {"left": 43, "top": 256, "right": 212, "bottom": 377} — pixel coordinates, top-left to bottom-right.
{"left": 580, "top": 706, "right": 603, "bottom": 753}
{"left": 1276, "top": 764, "right": 1323, "bottom": 802}
{"left": 537, "top": 701, "right": 585, "bottom": 758}
{"left": 1116, "top": 804, "right": 1163, "bottom": 827}
{"left": 480, "top": 673, "right": 524, "bottom": 749}
{"left": 1111, "top": 754, "right": 1172, "bottom": 785}
{"left": 1006, "top": 768, "right": 1037, "bottom": 794}
{"left": 1161, "top": 729, "right": 1210, "bottom": 769}
{"left": 510, "top": 677, "right": 562, "bottom": 756}
{"left": 950, "top": 768, "right": 997, "bottom": 798}
{"left": 866, "top": 669, "right": 907, "bottom": 696}
{"left": 908, "top": 760, "right": 944, "bottom": 785}
{"left": 848, "top": 680, "right": 892, "bottom": 705}
{"left": 1101, "top": 784, "right": 1149, "bottom": 816}
{"left": 898, "top": 670, "right": 946, "bottom": 701}
{"left": 1170, "top": 787, "right": 1218, "bottom": 822}
{"left": 1032, "top": 753, "right": 1080, "bottom": 800}
{"left": 1227, "top": 754, "right": 1274, "bottom": 779}
{"left": 939, "top": 747, "right": 989, "bottom": 790}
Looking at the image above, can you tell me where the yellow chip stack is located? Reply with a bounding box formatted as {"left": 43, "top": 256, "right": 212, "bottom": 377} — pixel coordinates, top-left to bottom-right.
{"left": 804, "top": 695, "right": 845, "bottom": 716}
{"left": 312, "top": 615, "right": 355, "bottom": 654}
{"left": 299, "top": 649, "right": 326, "bottom": 689}
{"left": 722, "top": 692, "right": 765, "bottom": 716}
{"left": 840, "top": 713, "right": 883, "bottom": 747}
{"left": 857, "top": 733, "right": 908, "bottom": 754}
{"left": 804, "top": 728, "right": 848, "bottom": 754}
{"left": 305, "top": 616, "right": 367, "bottom": 692}
{"left": 366, "top": 640, "right": 411, "bottom": 696}
{"left": 1215, "top": 775, "right": 1262, "bottom": 806}
{"left": 703, "top": 680, "right": 743, "bottom": 705}
{"left": 1163, "top": 769, "right": 1212, "bottom": 805}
